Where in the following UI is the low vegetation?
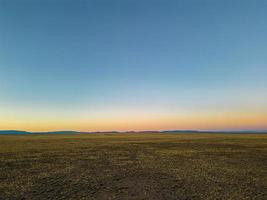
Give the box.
[0,133,266,199]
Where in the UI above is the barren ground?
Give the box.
[0,133,266,200]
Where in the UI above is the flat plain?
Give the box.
[0,133,266,200]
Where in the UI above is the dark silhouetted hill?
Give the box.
[0,130,31,135]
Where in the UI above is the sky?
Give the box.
[0,0,267,132]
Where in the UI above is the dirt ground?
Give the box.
[0,133,266,200]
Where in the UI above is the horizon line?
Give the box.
[1,129,267,133]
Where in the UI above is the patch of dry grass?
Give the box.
[0,133,266,199]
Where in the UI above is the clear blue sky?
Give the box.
[0,0,266,131]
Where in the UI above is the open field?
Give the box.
[0,133,266,200]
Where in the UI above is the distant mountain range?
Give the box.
[0,130,90,135]
[0,130,267,135]
[0,130,31,135]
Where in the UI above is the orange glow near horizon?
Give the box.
[1,110,266,132]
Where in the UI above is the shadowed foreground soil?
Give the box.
[0,133,266,200]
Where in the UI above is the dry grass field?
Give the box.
[0,133,266,200]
